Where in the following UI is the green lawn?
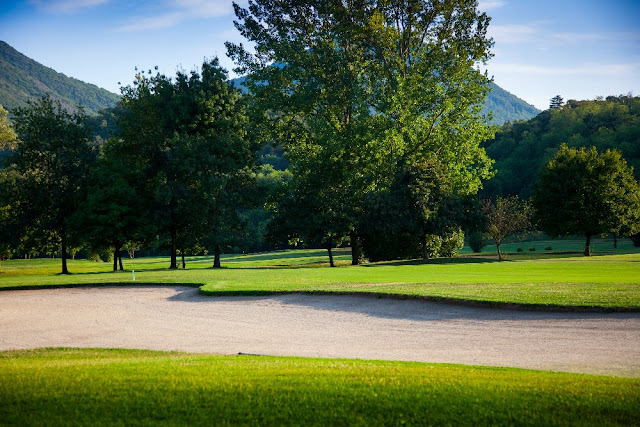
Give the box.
[1,348,638,425]
[1,245,639,310]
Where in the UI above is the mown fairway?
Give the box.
[1,348,638,426]
[1,243,639,309]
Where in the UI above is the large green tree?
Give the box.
[228,0,495,263]
[533,144,640,256]
[4,95,95,273]
[69,138,151,271]
[117,59,255,269]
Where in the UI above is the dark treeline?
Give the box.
[1,1,639,273]
[482,95,640,199]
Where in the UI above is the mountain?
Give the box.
[482,82,540,125]
[231,76,540,126]
[0,41,120,116]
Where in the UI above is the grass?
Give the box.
[1,348,638,425]
[1,243,639,310]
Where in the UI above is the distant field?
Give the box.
[1,348,638,425]
[1,238,639,310]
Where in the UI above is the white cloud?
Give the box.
[478,0,506,11]
[115,0,238,32]
[29,0,108,14]
[489,24,539,44]
[489,62,639,76]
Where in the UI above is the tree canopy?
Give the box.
[533,144,640,256]
[2,95,96,273]
[483,95,640,199]
[228,0,495,263]
[117,59,257,269]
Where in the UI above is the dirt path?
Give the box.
[1,286,639,377]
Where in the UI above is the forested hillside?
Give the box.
[0,41,120,115]
[482,95,640,198]
[481,83,540,125]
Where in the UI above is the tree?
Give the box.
[483,196,532,259]
[533,144,640,256]
[0,105,16,150]
[117,59,256,269]
[228,0,495,263]
[550,95,564,109]
[69,139,151,271]
[5,95,95,273]
[482,95,640,199]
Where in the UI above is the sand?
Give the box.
[1,286,639,377]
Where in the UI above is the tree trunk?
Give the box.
[181,248,186,269]
[422,232,428,261]
[60,224,69,275]
[118,253,123,271]
[350,231,361,265]
[584,234,592,256]
[113,250,117,271]
[327,242,335,268]
[169,224,178,269]
[496,241,502,260]
[213,245,221,268]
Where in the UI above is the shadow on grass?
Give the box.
[362,257,503,267]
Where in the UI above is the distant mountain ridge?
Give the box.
[0,40,539,125]
[231,75,540,126]
[0,41,120,116]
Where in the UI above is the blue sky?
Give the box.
[0,0,638,110]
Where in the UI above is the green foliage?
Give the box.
[468,230,486,253]
[117,59,256,268]
[484,196,533,259]
[0,41,120,115]
[229,0,495,265]
[0,105,16,150]
[483,95,640,198]
[2,95,96,273]
[534,144,640,256]
[69,139,151,271]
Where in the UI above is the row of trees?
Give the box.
[1,0,496,272]
[483,95,640,198]
[1,58,258,273]
[480,144,640,258]
[1,1,638,273]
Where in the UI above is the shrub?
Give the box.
[545,246,553,251]
[467,231,486,253]
[529,246,536,251]
[517,247,523,252]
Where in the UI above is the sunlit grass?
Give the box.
[1,243,639,309]
[1,348,638,425]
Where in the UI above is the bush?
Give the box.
[517,247,523,252]
[361,229,464,262]
[87,248,113,263]
[529,246,536,251]
[438,229,465,258]
[545,246,553,251]
[467,231,486,253]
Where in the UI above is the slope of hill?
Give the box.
[0,41,120,116]
[482,82,540,125]
[481,95,640,198]
[231,76,539,126]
